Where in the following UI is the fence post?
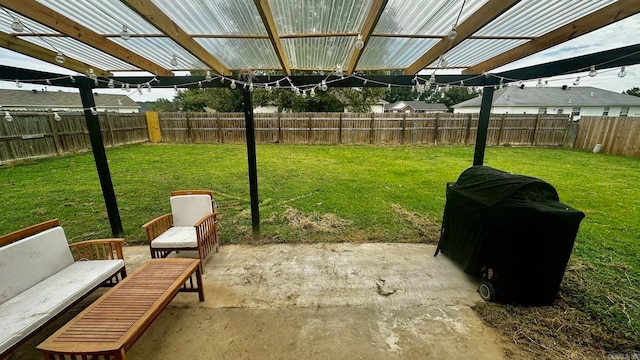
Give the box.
[277,113,282,143]
[497,113,506,146]
[532,114,540,146]
[401,113,406,145]
[145,112,161,143]
[104,111,116,147]
[434,112,439,145]
[370,113,375,144]
[215,114,222,143]
[47,112,64,155]
[308,114,312,144]
[185,113,193,143]
[339,113,343,144]
[465,113,472,145]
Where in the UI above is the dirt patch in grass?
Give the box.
[472,260,639,360]
[390,204,441,243]
[283,207,352,232]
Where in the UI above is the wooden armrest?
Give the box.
[194,212,216,228]
[142,214,173,243]
[0,219,60,247]
[69,238,125,261]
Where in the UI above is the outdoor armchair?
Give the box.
[142,190,219,273]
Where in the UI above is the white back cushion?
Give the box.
[0,227,74,305]
[171,194,213,226]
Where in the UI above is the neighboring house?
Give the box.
[452,86,640,120]
[0,89,140,113]
[343,99,388,113]
[384,101,448,113]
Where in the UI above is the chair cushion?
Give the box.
[150,226,198,249]
[170,194,213,226]
[0,259,125,354]
[0,227,74,305]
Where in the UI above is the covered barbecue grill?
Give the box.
[435,166,585,305]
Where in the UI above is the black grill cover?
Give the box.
[437,166,585,304]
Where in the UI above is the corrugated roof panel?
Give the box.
[35,0,162,35]
[150,0,266,35]
[271,0,372,35]
[196,38,280,70]
[281,37,353,70]
[110,38,207,70]
[440,39,528,68]
[476,0,617,36]
[358,37,440,69]
[375,0,489,35]
[19,36,139,71]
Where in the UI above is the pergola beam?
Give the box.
[346,0,388,75]
[0,0,172,76]
[404,0,521,75]
[464,0,640,74]
[0,32,112,77]
[120,0,230,76]
[254,0,291,75]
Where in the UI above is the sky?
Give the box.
[0,13,639,103]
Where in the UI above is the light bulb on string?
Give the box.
[107,79,115,88]
[46,79,52,85]
[536,79,543,88]
[618,66,626,78]
[55,51,65,64]
[588,65,597,77]
[544,80,549,88]
[302,90,307,98]
[147,83,152,92]
[170,54,178,67]
[4,111,13,122]
[69,75,75,83]
[137,84,142,95]
[573,76,580,86]
[230,80,236,89]
[53,112,61,121]
[198,81,203,89]
[249,83,254,92]
[310,88,316,97]
[15,80,22,88]
[498,77,504,89]
[387,84,391,92]
[120,25,131,40]
[11,16,24,32]
[321,80,328,91]
[276,80,281,88]
[335,64,344,78]
[87,68,97,80]
[447,25,457,40]
[220,76,225,83]
[174,85,178,93]
[354,34,364,49]
[439,55,448,68]
[90,107,98,115]
[205,70,212,82]
[125,83,130,91]
[467,87,473,95]
[428,74,435,84]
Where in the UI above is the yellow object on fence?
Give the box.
[146,111,161,143]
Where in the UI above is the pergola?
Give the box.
[1,0,639,237]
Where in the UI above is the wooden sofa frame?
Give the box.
[0,219,127,359]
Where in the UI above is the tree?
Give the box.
[624,87,640,97]
[151,98,180,112]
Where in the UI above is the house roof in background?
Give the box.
[452,86,640,108]
[385,101,448,111]
[0,89,139,109]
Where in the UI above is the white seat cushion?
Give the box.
[170,195,213,226]
[0,259,124,354]
[150,226,197,249]
[0,227,74,305]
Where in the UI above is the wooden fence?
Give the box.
[157,112,572,147]
[574,116,640,157]
[0,112,148,163]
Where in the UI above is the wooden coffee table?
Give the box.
[37,258,204,360]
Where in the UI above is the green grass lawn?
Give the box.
[1,143,639,355]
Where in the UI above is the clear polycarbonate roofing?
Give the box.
[0,0,636,76]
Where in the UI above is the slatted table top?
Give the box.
[37,258,203,357]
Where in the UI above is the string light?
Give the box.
[249,83,254,92]
[11,16,24,32]
[335,64,344,77]
[120,25,131,40]
[90,107,98,115]
[146,83,151,92]
[536,79,543,88]
[205,70,212,82]
[354,34,364,49]
[439,55,448,68]
[4,111,13,122]
[87,68,97,81]
[310,88,316,97]
[108,79,115,88]
[302,89,307,98]
[170,54,178,67]
[588,65,597,77]
[55,51,65,64]
[15,80,22,88]
[618,66,626,78]
[573,76,580,86]
[198,81,202,89]
[321,80,328,91]
[53,112,61,121]
[69,75,75,83]
[137,84,142,95]
[174,85,178,93]
[230,80,236,89]
[447,25,457,40]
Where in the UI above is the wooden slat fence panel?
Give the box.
[575,116,640,157]
[0,112,147,163]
